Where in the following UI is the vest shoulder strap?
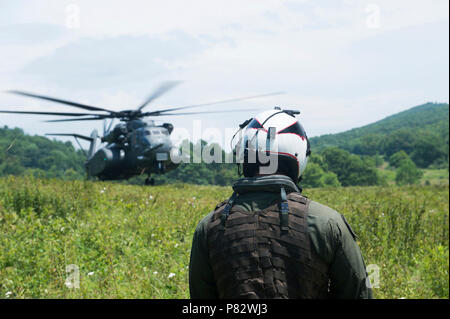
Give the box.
[287,192,309,205]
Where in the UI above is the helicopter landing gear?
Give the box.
[158,161,165,174]
[145,176,155,186]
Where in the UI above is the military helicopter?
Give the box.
[0,82,280,185]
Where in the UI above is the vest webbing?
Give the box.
[206,192,329,299]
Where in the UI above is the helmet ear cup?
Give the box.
[242,142,258,177]
[306,137,311,157]
[243,162,258,177]
[277,155,299,183]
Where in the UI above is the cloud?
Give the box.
[0,23,68,45]
[21,31,207,89]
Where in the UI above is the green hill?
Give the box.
[310,102,449,168]
[0,126,86,179]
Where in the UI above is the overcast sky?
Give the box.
[0,0,448,150]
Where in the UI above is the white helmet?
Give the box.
[234,108,310,183]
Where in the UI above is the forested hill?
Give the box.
[310,102,449,168]
[0,126,86,179]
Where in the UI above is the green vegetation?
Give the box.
[300,149,384,188]
[395,159,423,186]
[0,176,448,299]
[421,168,449,185]
[310,103,449,169]
[0,126,86,180]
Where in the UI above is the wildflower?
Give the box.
[5,291,12,297]
[168,273,176,279]
[88,272,94,276]
[153,271,158,275]
[174,243,179,248]
[149,195,154,200]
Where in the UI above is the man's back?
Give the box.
[189,175,373,299]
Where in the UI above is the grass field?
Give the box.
[377,166,449,186]
[0,176,448,299]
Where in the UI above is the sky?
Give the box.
[0,0,448,151]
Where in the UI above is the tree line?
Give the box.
[1,115,447,188]
[310,103,449,170]
[0,126,86,180]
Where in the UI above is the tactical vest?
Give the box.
[206,177,329,299]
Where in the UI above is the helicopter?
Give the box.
[0,82,281,185]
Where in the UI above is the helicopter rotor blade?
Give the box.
[46,133,94,142]
[7,90,116,113]
[136,81,182,111]
[0,110,105,117]
[145,91,284,115]
[44,116,109,122]
[147,108,264,116]
[106,118,115,133]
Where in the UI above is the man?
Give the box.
[189,108,373,299]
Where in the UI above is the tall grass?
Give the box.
[304,185,449,298]
[0,176,448,299]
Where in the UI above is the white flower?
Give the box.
[5,291,12,297]
[174,243,179,248]
[60,227,65,232]
[153,271,158,275]
[168,273,176,278]
[149,195,153,200]
[88,271,94,276]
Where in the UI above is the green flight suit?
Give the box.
[189,175,373,299]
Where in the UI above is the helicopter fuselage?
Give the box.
[86,119,179,180]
